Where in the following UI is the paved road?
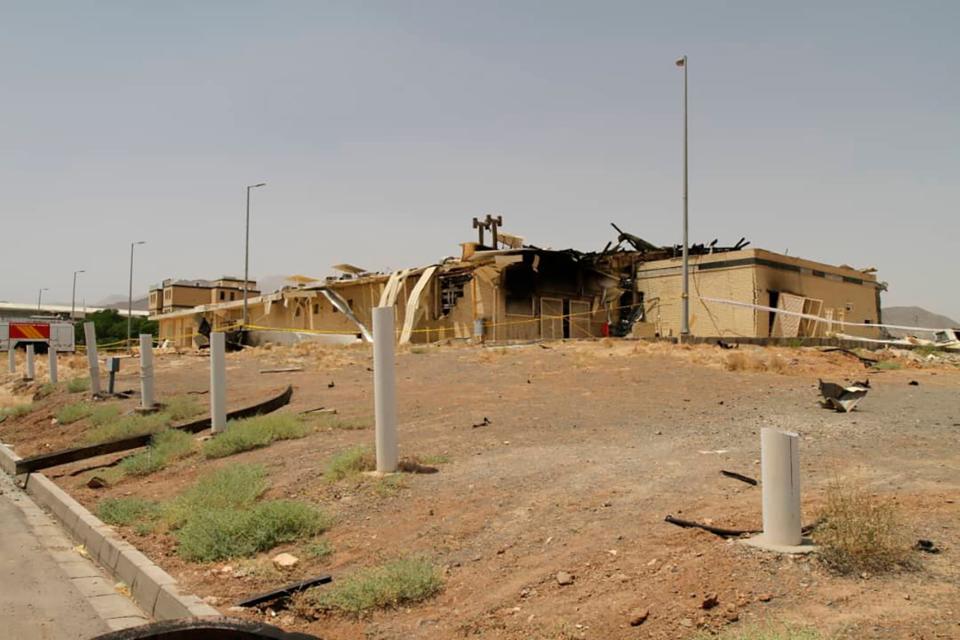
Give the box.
[0,472,119,640]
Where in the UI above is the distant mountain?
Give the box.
[883,306,959,337]
[95,294,150,311]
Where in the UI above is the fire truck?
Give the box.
[0,319,76,353]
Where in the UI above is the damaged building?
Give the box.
[151,219,883,347]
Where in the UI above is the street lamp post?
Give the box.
[71,270,85,320]
[676,55,690,339]
[128,241,146,350]
[37,288,49,312]
[243,182,267,327]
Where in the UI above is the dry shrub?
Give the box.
[813,479,915,575]
[722,350,789,374]
[766,353,789,373]
[723,351,751,371]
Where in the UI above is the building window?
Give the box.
[295,307,301,317]
[230,292,235,301]
[219,291,225,300]
[313,303,319,314]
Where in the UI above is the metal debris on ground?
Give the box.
[818,378,870,412]
[720,470,758,486]
[914,539,940,554]
[663,515,757,538]
[397,459,439,474]
[299,407,337,415]
[472,417,491,428]
[236,575,333,608]
[259,367,304,374]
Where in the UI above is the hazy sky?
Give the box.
[2,2,958,317]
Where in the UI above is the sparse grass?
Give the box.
[914,344,941,357]
[166,465,329,561]
[373,475,407,497]
[94,464,327,563]
[312,413,371,431]
[872,360,903,370]
[325,446,376,482]
[409,346,429,355]
[1,403,34,420]
[97,497,163,526]
[66,377,90,393]
[202,413,311,459]
[89,404,121,426]
[418,454,450,465]
[813,479,915,575]
[163,395,204,421]
[118,429,195,477]
[56,402,93,425]
[84,412,171,444]
[166,464,269,528]
[35,383,58,399]
[696,624,821,640]
[174,499,330,562]
[295,556,442,617]
[304,539,334,561]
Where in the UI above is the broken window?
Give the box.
[503,264,535,316]
[439,273,471,316]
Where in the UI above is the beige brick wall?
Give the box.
[636,249,881,338]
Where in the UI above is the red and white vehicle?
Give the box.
[0,319,76,352]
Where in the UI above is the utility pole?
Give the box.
[128,241,145,351]
[71,270,85,320]
[676,55,690,339]
[243,182,267,327]
[37,288,48,312]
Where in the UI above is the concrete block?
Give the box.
[87,594,142,621]
[114,547,154,588]
[154,584,219,619]
[153,584,191,620]
[71,576,117,598]
[58,560,103,579]
[0,444,21,475]
[131,564,177,617]
[96,538,122,572]
[107,616,149,632]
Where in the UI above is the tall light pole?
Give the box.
[676,55,690,339]
[128,241,146,350]
[243,182,266,327]
[37,288,49,312]
[71,269,85,320]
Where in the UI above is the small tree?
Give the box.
[75,309,157,345]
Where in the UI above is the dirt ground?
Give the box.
[1,340,958,640]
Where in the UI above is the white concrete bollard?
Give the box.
[84,322,102,395]
[210,332,226,433]
[8,341,16,374]
[25,344,35,380]
[48,346,58,384]
[139,334,154,411]
[372,306,398,473]
[760,428,802,546]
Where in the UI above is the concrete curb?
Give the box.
[0,443,219,620]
